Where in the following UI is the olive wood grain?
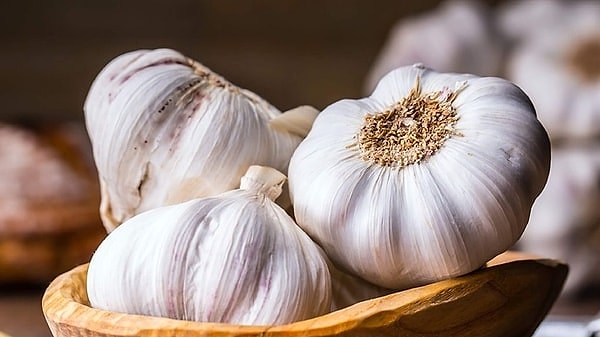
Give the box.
[42,251,567,337]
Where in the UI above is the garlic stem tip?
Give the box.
[240,165,287,201]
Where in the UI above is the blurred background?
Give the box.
[0,0,507,124]
[1,0,599,336]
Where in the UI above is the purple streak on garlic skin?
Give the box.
[87,166,332,325]
[85,49,309,231]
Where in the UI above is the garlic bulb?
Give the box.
[364,0,502,94]
[289,64,551,290]
[501,0,600,141]
[84,48,317,231]
[87,165,332,325]
[496,0,567,44]
[517,144,600,298]
[328,260,393,311]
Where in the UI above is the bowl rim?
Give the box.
[42,251,568,337]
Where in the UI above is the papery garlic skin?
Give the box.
[289,64,550,290]
[501,0,600,141]
[517,145,600,297]
[87,166,332,325]
[364,0,502,94]
[84,48,317,231]
[328,259,394,311]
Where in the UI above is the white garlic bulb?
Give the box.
[496,0,567,44]
[517,144,600,298]
[84,48,317,231]
[501,0,600,141]
[328,260,394,311]
[87,165,332,325]
[364,0,503,94]
[289,64,551,290]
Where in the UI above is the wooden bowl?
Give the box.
[42,251,567,337]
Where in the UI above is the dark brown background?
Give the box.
[3,1,596,337]
[0,0,508,124]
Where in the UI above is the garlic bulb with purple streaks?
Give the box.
[87,165,331,325]
[84,48,317,231]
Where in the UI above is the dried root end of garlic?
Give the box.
[565,34,600,84]
[353,76,466,168]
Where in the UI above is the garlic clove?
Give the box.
[87,165,332,325]
[269,105,320,138]
[84,48,315,231]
